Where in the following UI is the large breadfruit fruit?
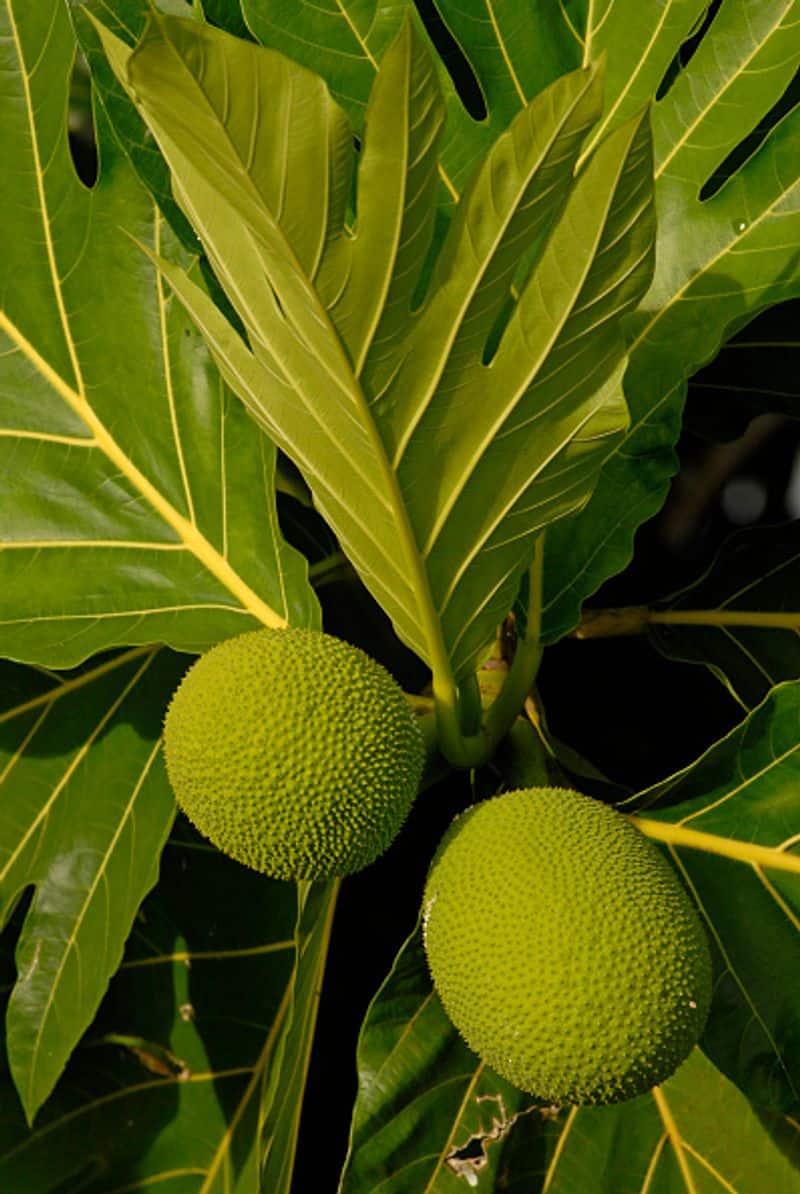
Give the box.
[163,628,425,880]
[423,787,712,1105]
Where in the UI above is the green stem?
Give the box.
[434,686,490,768]
[308,551,350,586]
[435,536,547,769]
[263,878,341,1189]
[574,606,800,639]
[484,535,545,744]
[650,609,800,630]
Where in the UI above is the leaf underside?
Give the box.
[98,11,655,694]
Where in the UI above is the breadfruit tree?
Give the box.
[1,0,799,1190]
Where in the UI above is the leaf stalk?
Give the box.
[434,537,546,768]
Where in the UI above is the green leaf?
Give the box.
[383,101,652,680]
[71,0,202,253]
[97,13,654,716]
[84,5,800,671]
[648,522,800,709]
[0,648,184,1121]
[341,923,555,1193]
[261,879,339,1190]
[1,0,317,669]
[429,0,581,121]
[241,0,411,127]
[241,0,581,204]
[630,680,800,1112]
[543,0,800,639]
[0,825,298,1188]
[567,0,711,158]
[543,1047,800,1193]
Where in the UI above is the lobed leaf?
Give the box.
[96,12,654,701]
[0,649,183,1121]
[384,101,653,678]
[75,5,800,656]
[543,0,800,638]
[1,0,317,670]
[630,680,800,1113]
[71,0,201,252]
[0,826,298,1188]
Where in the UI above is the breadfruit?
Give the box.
[163,628,425,880]
[422,787,712,1105]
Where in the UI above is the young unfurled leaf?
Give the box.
[95,12,655,706]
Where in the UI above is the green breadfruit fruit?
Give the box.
[423,787,712,1105]
[163,628,425,880]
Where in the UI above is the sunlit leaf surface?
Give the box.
[632,680,800,1113]
[74,2,800,651]
[1,0,317,670]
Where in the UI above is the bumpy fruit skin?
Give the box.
[423,787,712,1105]
[163,628,425,880]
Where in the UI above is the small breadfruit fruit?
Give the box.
[422,787,712,1105]
[163,628,425,881]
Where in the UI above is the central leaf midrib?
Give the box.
[6,8,287,632]
[0,311,286,629]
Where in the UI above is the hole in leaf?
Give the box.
[699,68,800,200]
[413,0,487,120]
[68,49,98,188]
[655,0,721,102]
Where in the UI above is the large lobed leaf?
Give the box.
[542,0,800,637]
[1,0,317,671]
[78,2,800,649]
[94,12,655,705]
[0,0,321,1138]
[0,649,182,1122]
[632,680,800,1114]
[0,824,298,1189]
